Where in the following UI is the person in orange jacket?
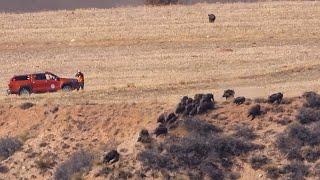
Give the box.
[75,70,84,90]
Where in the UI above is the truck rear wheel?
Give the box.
[62,85,72,92]
[19,88,30,96]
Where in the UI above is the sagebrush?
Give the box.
[0,137,22,160]
[54,150,93,180]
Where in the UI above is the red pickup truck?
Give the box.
[7,72,80,96]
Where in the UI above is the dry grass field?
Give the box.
[0,1,320,179]
[0,1,320,104]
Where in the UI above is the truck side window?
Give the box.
[14,75,28,81]
[35,74,46,80]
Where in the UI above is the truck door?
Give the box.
[45,73,60,92]
[33,73,48,93]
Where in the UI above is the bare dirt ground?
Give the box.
[0,1,320,179]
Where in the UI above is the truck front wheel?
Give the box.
[19,88,30,96]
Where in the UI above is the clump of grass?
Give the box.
[277,118,292,126]
[54,150,93,180]
[0,137,23,160]
[303,92,320,108]
[296,107,320,124]
[180,119,222,136]
[300,146,320,162]
[314,162,320,175]
[249,155,270,170]
[0,165,8,173]
[275,122,320,161]
[199,162,224,179]
[138,148,173,170]
[282,161,309,180]
[233,125,256,140]
[264,162,309,179]
[265,165,282,179]
[35,152,57,173]
[275,123,308,160]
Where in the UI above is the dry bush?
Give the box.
[314,163,320,176]
[35,152,57,173]
[296,107,320,124]
[308,122,320,145]
[269,106,285,114]
[265,165,282,179]
[275,123,308,160]
[137,149,173,169]
[233,125,256,140]
[199,162,224,179]
[287,123,312,143]
[276,135,303,160]
[282,161,309,180]
[303,92,320,108]
[275,122,320,161]
[0,137,22,160]
[180,119,222,136]
[264,162,309,179]
[145,0,178,5]
[54,150,93,180]
[301,146,320,163]
[138,119,261,179]
[277,118,292,126]
[249,155,270,170]
[0,165,8,174]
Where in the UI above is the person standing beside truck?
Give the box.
[75,70,84,90]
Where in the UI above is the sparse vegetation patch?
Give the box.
[138,118,262,179]
[54,150,93,180]
[0,137,22,160]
